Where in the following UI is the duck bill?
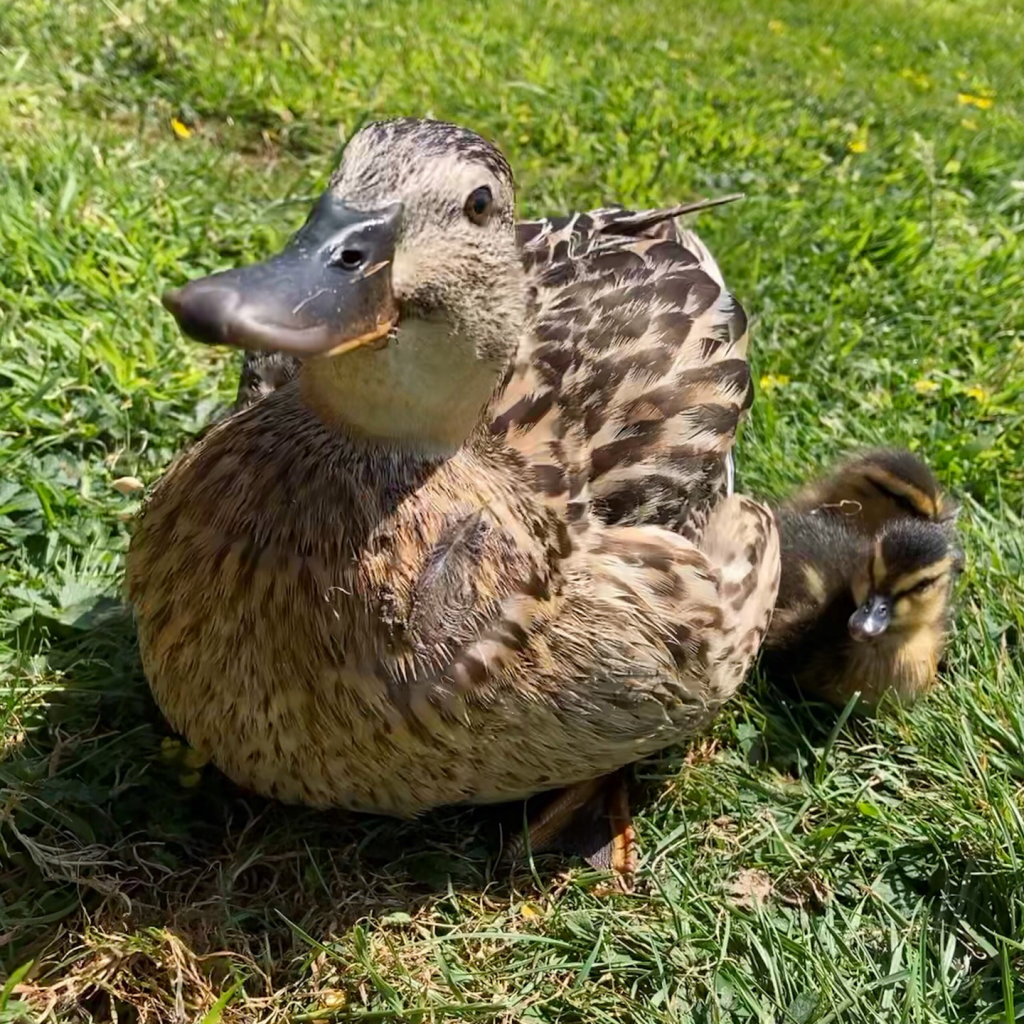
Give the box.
[848,595,891,642]
[161,194,402,358]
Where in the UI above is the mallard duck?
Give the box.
[127,118,780,888]
[764,449,962,708]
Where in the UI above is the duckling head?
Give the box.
[848,518,962,643]
[845,447,955,523]
[163,118,524,453]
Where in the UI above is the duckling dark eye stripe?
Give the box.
[891,556,954,595]
[862,468,936,519]
[894,575,940,596]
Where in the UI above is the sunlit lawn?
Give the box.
[1,0,1023,1020]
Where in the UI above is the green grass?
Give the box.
[2,0,1024,1019]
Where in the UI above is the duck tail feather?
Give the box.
[600,194,744,239]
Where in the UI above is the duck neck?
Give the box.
[299,318,504,458]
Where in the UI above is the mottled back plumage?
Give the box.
[493,203,750,542]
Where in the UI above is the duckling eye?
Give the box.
[903,577,938,597]
[464,185,493,226]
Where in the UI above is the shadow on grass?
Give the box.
[1,602,559,987]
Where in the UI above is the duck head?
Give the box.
[163,118,523,453]
[848,518,962,643]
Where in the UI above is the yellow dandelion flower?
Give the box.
[768,19,786,34]
[160,737,182,760]
[957,93,994,110]
[913,379,939,394]
[961,118,979,131]
[899,68,931,89]
[759,373,791,391]
[170,117,193,139]
[181,746,210,769]
[848,138,868,154]
[964,385,988,402]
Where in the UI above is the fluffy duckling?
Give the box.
[234,350,299,408]
[785,446,952,535]
[764,449,962,708]
[128,118,780,889]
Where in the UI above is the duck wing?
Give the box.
[491,201,751,542]
[514,194,743,249]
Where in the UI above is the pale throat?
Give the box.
[298,318,503,456]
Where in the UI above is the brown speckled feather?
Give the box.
[131,181,775,815]
[129,396,777,814]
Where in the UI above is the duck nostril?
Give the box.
[335,248,366,271]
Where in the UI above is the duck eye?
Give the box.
[330,247,366,271]
[464,185,493,226]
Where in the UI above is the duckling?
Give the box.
[235,350,299,408]
[764,450,962,708]
[127,118,779,889]
[785,446,953,535]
